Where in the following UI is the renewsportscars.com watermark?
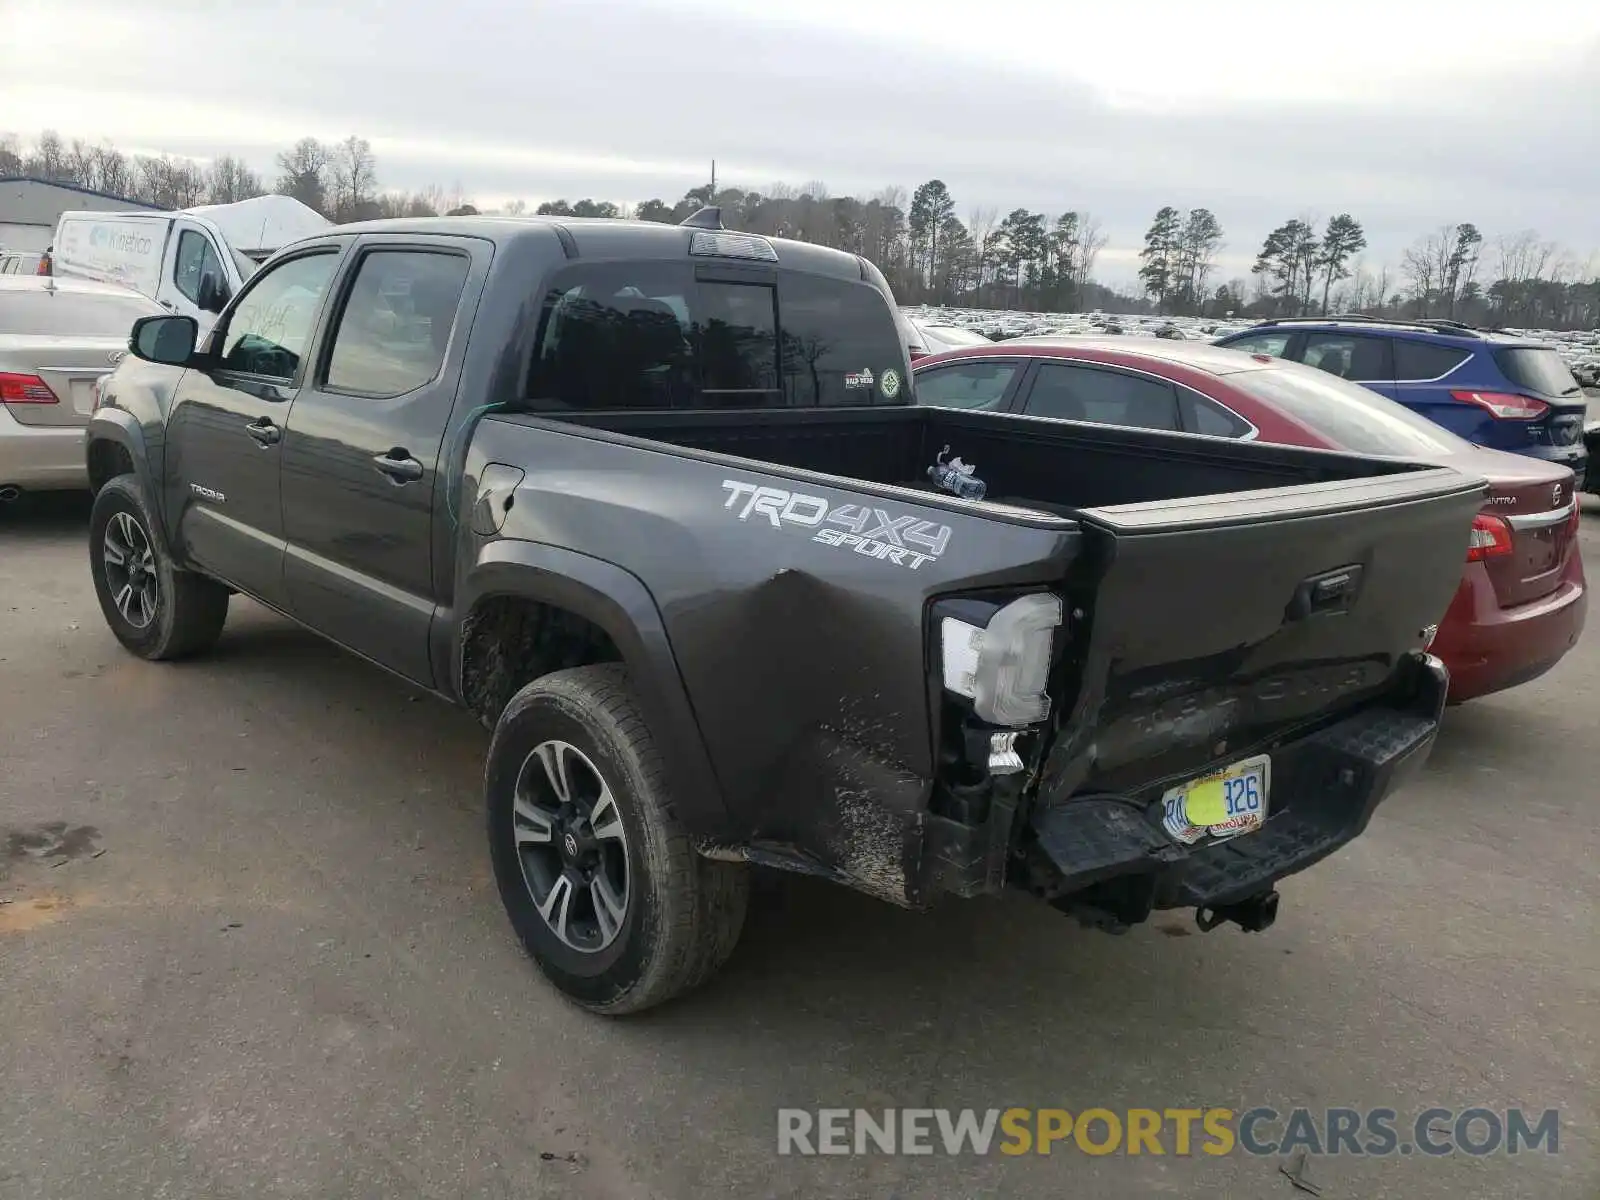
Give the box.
[777,1107,1561,1158]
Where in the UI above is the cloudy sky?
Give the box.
[6,0,1598,285]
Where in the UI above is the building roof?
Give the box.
[0,176,163,209]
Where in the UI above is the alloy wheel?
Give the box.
[102,511,159,630]
[511,739,631,953]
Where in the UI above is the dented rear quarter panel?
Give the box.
[459,415,1081,895]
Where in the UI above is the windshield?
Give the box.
[0,289,162,338]
[1493,347,1581,397]
[1230,363,1473,457]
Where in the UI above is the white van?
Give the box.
[51,195,332,334]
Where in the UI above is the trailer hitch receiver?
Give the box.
[1195,889,1280,933]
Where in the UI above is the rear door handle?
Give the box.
[245,417,280,446]
[373,449,424,483]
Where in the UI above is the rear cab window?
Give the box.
[524,262,905,410]
[1493,347,1582,398]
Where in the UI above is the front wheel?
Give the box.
[486,664,748,1014]
[89,474,229,660]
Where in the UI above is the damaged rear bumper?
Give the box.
[1019,652,1449,924]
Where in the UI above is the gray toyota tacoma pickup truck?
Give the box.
[86,212,1483,1013]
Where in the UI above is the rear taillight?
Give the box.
[1450,390,1549,420]
[0,372,57,403]
[1466,513,1514,562]
[35,254,51,276]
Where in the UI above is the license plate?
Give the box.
[1160,754,1271,845]
[69,380,96,415]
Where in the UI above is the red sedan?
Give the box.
[914,338,1586,702]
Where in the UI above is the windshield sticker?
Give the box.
[844,368,875,390]
[880,368,901,399]
[721,479,951,571]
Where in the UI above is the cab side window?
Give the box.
[174,230,224,306]
[324,251,470,396]
[218,252,339,380]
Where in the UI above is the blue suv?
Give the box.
[1214,316,1589,477]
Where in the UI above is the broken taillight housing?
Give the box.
[939,593,1062,726]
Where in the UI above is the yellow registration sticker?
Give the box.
[1160,754,1272,845]
[1183,777,1229,826]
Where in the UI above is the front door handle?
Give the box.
[245,417,280,446]
[373,449,424,483]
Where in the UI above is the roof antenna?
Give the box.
[680,206,724,231]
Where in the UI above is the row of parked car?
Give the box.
[907,311,1592,704]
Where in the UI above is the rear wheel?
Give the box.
[486,664,748,1014]
[89,474,229,660]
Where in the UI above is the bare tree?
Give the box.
[1074,214,1108,296]
[275,137,331,215]
[1402,229,1448,315]
[330,135,377,222]
[967,205,998,302]
[205,155,264,204]
[1494,230,1553,286]
[0,133,21,175]
[25,130,70,180]
[129,155,205,208]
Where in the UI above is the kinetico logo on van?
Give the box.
[88,225,154,256]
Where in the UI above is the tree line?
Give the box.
[1147,206,1597,330]
[5,129,1596,329]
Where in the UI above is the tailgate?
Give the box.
[1060,466,1486,792]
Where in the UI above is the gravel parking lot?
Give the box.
[2,493,1597,1200]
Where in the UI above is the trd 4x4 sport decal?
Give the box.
[720,479,952,571]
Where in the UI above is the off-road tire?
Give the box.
[90,474,229,660]
[486,663,748,1014]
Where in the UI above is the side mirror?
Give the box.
[130,315,200,366]
[197,271,228,314]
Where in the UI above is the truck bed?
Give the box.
[559,404,1430,517]
[483,402,1483,800]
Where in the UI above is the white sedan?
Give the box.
[1,277,163,499]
